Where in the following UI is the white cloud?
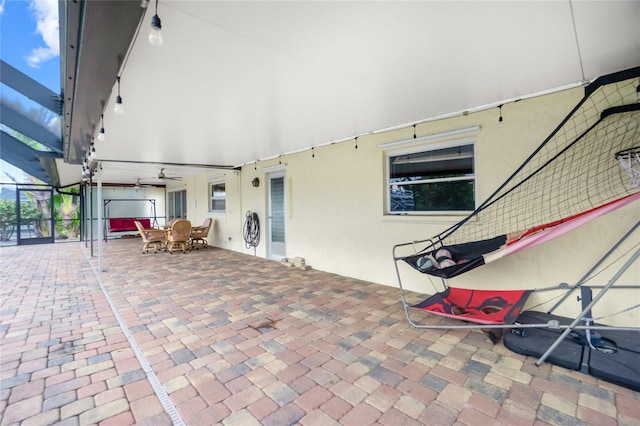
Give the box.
[0,0,6,15]
[25,0,59,68]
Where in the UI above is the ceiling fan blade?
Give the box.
[158,168,182,180]
[135,178,156,188]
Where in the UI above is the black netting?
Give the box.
[434,67,640,249]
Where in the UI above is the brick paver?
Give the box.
[1,240,639,425]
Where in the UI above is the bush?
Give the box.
[0,199,42,241]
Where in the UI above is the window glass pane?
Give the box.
[168,192,175,219]
[211,183,225,197]
[179,191,187,218]
[211,199,226,211]
[390,180,475,212]
[388,143,475,213]
[210,183,226,212]
[176,195,182,218]
[390,145,474,180]
[270,177,285,243]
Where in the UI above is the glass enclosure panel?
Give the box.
[0,184,18,245]
[1,184,79,245]
[54,187,80,241]
[17,187,54,244]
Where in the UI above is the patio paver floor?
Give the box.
[1,239,639,425]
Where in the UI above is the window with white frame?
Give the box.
[387,141,475,214]
[209,182,226,212]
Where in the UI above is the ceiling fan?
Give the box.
[133,178,154,190]
[158,168,182,181]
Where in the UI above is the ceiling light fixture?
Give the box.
[149,0,163,47]
[97,114,106,141]
[498,104,504,126]
[114,76,124,115]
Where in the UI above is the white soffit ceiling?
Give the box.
[83,1,639,186]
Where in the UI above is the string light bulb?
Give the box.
[97,114,106,141]
[114,76,124,115]
[149,0,163,47]
[498,104,504,127]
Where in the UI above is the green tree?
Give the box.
[0,199,42,241]
[0,199,17,241]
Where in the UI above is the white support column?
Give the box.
[96,165,103,272]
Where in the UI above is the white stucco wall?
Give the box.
[174,86,639,326]
[85,185,166,238]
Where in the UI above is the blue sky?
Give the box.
[1,0,60,92]
[1,0,60,183]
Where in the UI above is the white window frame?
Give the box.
[385,138,477,215]
[209,181,226,213]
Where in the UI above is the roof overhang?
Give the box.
[60,0,144,166]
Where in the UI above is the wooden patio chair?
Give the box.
[190,218,213,249]
[166,219,192,254]
[134,220,166,253]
